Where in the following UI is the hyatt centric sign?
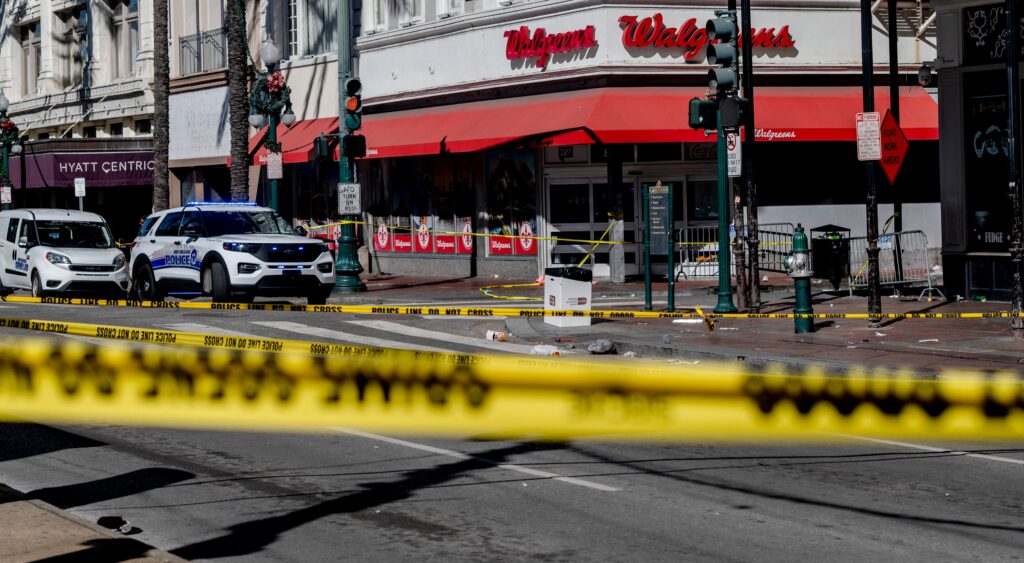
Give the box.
[11,152,155,189]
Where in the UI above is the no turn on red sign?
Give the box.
[879,110,909,185]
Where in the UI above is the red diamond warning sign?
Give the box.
[880,109,909,185]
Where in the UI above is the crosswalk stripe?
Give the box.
[158,323,257,337]
[252,321,452,353]
[345,319,539,355]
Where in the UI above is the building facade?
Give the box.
[932,0,1020,300]
[0,0,155,242]
[340,0,941,278]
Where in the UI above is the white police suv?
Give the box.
[129,203,335,304]
[0,209,128,297]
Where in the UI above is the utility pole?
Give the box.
[861,0,882,325]
[335,0,367,292]
[1006,0,1024,338]
[740,0,760,311]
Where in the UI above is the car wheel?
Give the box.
[134,262,163,302]
[307,287,332,305]
[209,261,231,303]
[31,272,47,299]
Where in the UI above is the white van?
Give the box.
[0,209,129,297]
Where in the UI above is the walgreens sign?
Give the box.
[619,13,795,60]
[504,25,598,68]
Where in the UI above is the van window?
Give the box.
[154,212,183,236]
[6,219,19,244]
[36,221,113,249]
[18,221,36,245]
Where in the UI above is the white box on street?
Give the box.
[544,267,592,328]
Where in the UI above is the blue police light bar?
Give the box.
[186,201,259,206]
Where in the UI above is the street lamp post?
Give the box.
[0,91,24,211]
[248,41,296,210]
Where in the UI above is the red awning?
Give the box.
[751,86,937,142]
[233,117,339,165]
[235,86,938,163]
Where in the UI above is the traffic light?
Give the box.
[719,96,746,130]
[706,11,738,93]
[343,77,362,132]
[342,133,367,159]
[688,97,717,130]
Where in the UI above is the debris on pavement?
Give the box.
[918,338,939,343]
[530,345,562,356]
[672,319,703,324]
[586,339,616,354]
[485,330,508,342]
[623,351,639,358]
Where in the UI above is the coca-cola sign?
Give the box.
[619,14,795,60]
[504,25,598,68]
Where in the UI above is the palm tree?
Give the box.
[152,0,169,212]
[226,0,250,202]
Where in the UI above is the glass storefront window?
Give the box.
[963,70,1012,252]
[485,148,537,238]
[550,184,589,224]
[688,180,718,222]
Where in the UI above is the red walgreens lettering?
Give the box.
[619,14,795,60]
[504,25,597,68]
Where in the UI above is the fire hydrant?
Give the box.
[785,224,814,333]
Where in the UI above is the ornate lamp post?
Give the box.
[248,40,296,211]
[0,91,24,211]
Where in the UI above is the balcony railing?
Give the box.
[179,28,227,76]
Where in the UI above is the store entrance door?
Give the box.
[545,179,640,276]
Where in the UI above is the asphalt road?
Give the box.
[0,299,1023,562]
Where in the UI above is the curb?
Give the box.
[0,483,187,563]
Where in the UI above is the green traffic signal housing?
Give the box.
[706,10,738,93]
[343,77,363,131]
[688,98,717,130]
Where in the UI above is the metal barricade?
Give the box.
[847,230,945,301]
[756,222,794,273]
[675,223,793,279]
[676,226,726,279]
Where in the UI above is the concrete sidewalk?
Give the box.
[332,273,1023,374]
[0,484,184,563]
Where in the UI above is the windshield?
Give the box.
[201,210,291,237]
[36,221,113,249]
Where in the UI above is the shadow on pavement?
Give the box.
[566,445,1024,534]
[172,442,558,560]
[29,537,163,563]
[0,423,105,463]
[28,467,196,509]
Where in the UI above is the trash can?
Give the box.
[809,224,851,290]
[544,267,593,328]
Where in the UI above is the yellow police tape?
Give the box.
[0,335,1022,441]
[0,295,1016,321]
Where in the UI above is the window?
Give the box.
[287,0,300,58]
[135,119,152,135]
[305,0,337,55]
[370,0,386,31]
[180,212,204,236]
[139,215,158,237]
[109,123,124,137]
[59,8,87,88]
[154,212,183,236]
[400,0,424,25]
[35,221,113,249]
[485,148,537,239]
[83,126,98,138]
[111,0,140,78]
[201,211,291,236]
[18,220,37,245]
[6,220,20,244]
[436,0,463,18]
[37,133,50,140]
[20,22,41,96]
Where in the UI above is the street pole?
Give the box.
[861,0,882,325]
[334,0,366,292]
[728,0,747,312]
[643,184,652,311]
[667,185,675,313]
[888,0,905,287]
[1006,0,1024,338]
[740,0,760,311]
[714,115,738,314]
[268,110,279,211]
